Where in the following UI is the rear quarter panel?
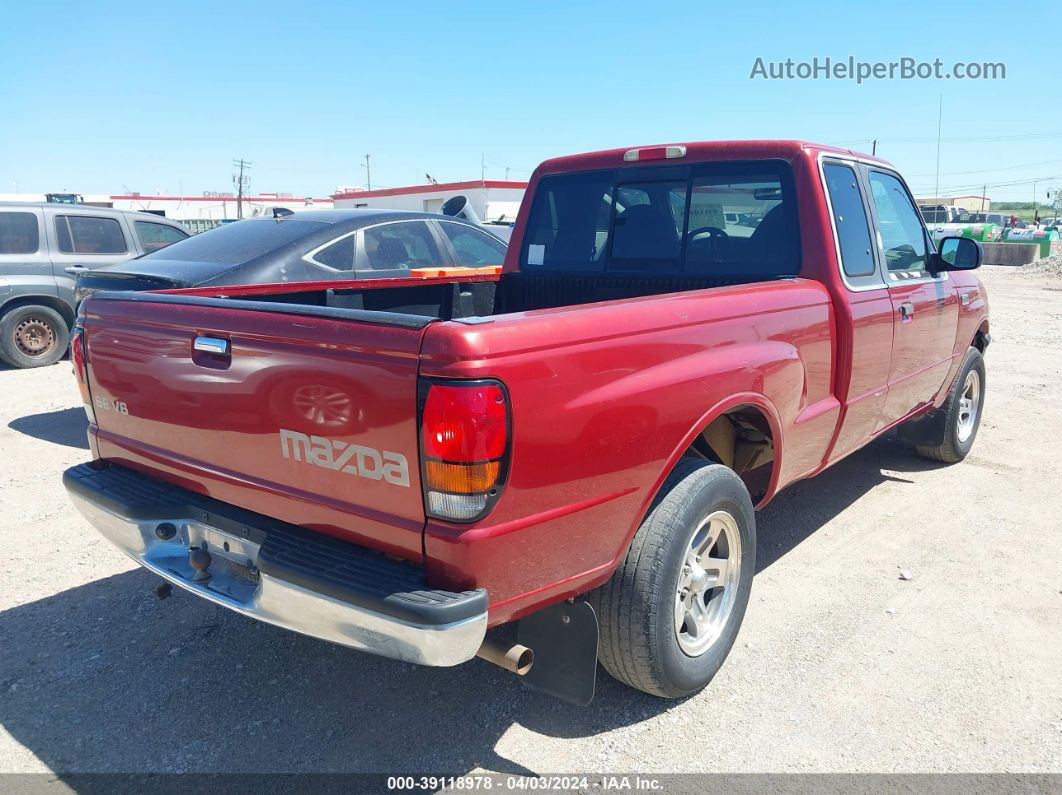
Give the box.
[419,280,837,624]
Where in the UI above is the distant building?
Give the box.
[107,194,334,221]
[0,192,334,223]
[915,195,991,212]
[332,180,527,222]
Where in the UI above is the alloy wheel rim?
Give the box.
[14,316,56,357]
[674,509,742,656]
[956,369,980,443]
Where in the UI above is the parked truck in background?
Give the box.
[64,141,989,704]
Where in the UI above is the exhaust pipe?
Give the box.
[476,637,534,675]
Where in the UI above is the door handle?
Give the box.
[898,301,915,320]
[193,336,230,355]
[64,266,88,275]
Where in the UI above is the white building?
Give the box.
[108,194,333,220]
[332,180,527,222]
[0,192,334,221]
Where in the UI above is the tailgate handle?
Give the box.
[193,336,230,355]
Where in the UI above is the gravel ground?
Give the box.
[0,265,1060,775]
[1021,251,1062,280]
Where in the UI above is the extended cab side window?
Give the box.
[0,212,40,254]
[822,163,876,278]
[56,215,128,255]
[868,172,928,273]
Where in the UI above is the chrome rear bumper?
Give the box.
[64,464,487,667]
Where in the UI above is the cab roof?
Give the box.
[534,140,892,176]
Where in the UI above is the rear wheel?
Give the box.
[587,460,756,698]
[0,305,70,369]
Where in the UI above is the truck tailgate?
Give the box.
[81,294,430,560]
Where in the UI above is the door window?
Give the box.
[56,216,128,254]
[134,221,188,253]
[868,172,928,273]
[822,163,877,278]
[439,222,507,267]
[0,212,40,254]
[358,222,441,270]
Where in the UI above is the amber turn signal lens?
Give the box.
[425,460,500,494]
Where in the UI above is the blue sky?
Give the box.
[2,0,1060,203]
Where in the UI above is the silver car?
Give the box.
[0,203,188,368]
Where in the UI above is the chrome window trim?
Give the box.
[864,167,949,290]
[817,151,949,292]
[303,219,444,272]
[435,218,509,254]
[817,152,886,293]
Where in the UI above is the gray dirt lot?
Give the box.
[0,265,1060,775]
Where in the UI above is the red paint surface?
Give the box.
[80,140,988,627]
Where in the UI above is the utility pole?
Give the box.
[505,166,510,180]
[981,185,986,213]
[232,158,251,220]
[362,154,372,191]
[872,139,877,156]
[934,95,943,204]
[481,153,486,182]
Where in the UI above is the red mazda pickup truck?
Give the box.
[64,141,989,704]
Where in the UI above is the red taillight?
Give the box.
[420,381,509,522]
[422,383,507,461]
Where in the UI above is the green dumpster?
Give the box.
[1001,227,1060,258]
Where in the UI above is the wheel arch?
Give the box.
[644,393,784,522]
[0,294,76,329]
[973,318,990,352]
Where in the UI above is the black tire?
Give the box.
[587,459,756,698]
[0,304,70,369]
[913,347,986,464]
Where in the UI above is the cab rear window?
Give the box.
[521,160,800,278]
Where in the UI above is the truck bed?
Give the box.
[79,268,835,623]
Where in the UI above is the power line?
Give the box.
[232,159,251,220]
[910,173,1062,195]
[907,157,1062,178]
[827,131,1062,147]
[482,156,533,179]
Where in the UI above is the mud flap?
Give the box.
[896,407,947,447]
[517,600,598,706]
